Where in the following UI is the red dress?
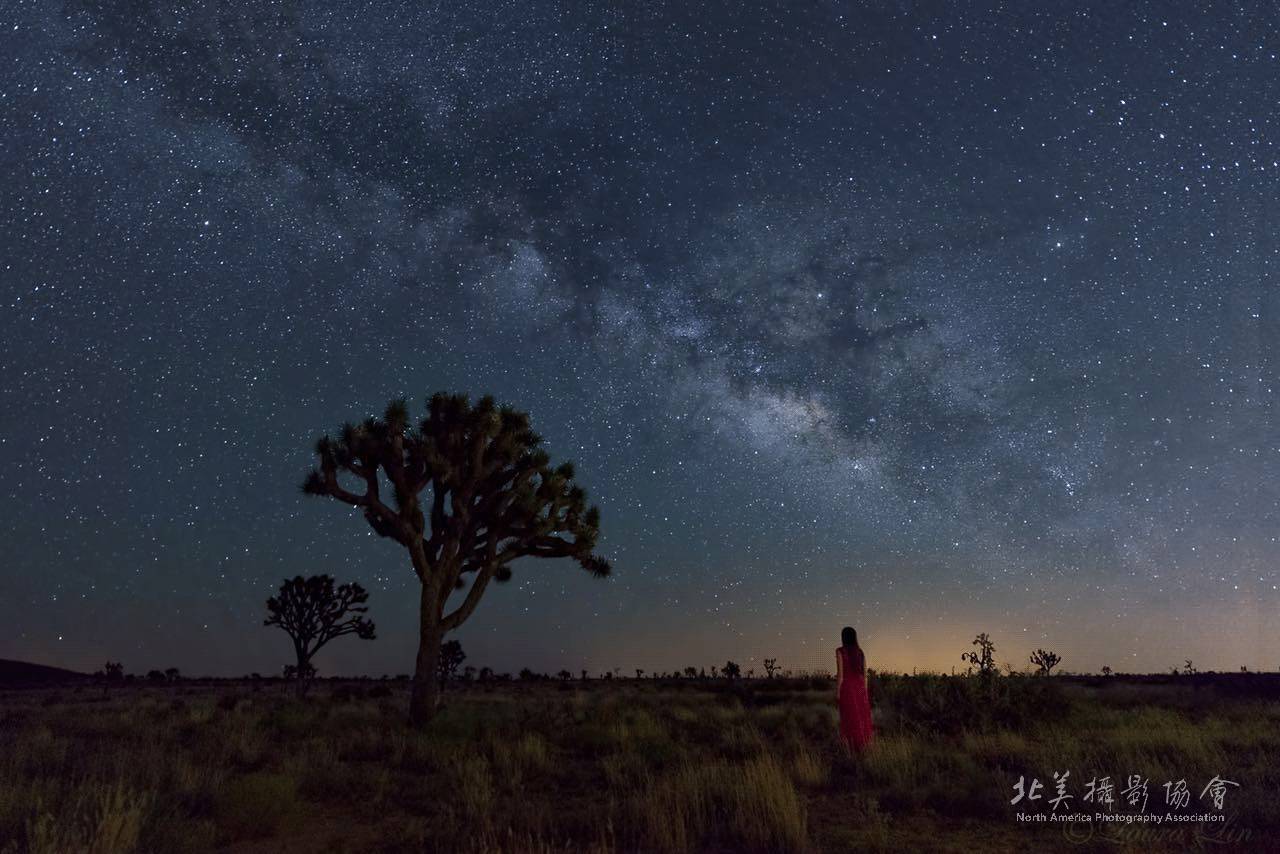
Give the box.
[838,646,874,751]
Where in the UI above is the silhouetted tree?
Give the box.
[164,667,180,681]
[763,658,779,678]
[147,669,166,682]
[962,633,997,676]
[557,669,572,681]
[1183,659,1197,675]
[283,662,316,682]
[103,661,124,681]
[710,665,719,679]
[463,665,477,681]
[683,666,698,679]
[722,661,741,680]
[580,669,588,681]
[1029,649,1061,675]
[437,639,466,692]
[478,666,494,682]
[264,574,376,697]
[302,394,610,725]
[1101,665,1113,677]
[635,668,645,679]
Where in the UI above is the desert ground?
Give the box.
[2,672,1276,853]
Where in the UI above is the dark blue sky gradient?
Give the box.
[2,1,1277,676]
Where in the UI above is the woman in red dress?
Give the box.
[836,626,874,751]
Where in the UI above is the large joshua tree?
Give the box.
[302,393,610,724]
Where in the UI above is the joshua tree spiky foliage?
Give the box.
[722,661,741,680]
[1101,665,1113,677]
[1029,648,1061,675]
[264,574,376,697]
[302,394,610,724]
[437,639,466,691]
[962,633,997,676]
[763,658,779,678]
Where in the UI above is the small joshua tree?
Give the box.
[283,662,316,681]
[303,394,609,725]
[636,668,645,679]
[265,574,376,697]
[437,639,466,691]
[683,666,698,679]
[1101,665,1113,677]
[103,661,124,681]
[722,661,741,680]
[763,658,779,678]
[557,669,572,681]
[1183,659,1197,675]
[1029,649,1061,676]
[962,633,997,676]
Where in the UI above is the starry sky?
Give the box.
[3,1,1278,679]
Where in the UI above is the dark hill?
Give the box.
[0,659,90,685]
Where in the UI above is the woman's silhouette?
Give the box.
[836,626,874,751]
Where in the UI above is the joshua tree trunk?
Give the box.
[293,641,310,699]
[409,581,445,725]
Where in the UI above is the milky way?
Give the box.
[2,2,1277,677]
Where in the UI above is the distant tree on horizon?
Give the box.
[164,667,180,681]
[722,661,741,680]
[763,658,779,678]
[962,633,997,676]
[557,669,572,681]
[1101,665,1113,677]
[437,639,466,691]
[302,394,610,725]
[683,666,698,679]
[1029,649,1061,676]
[264,574,376,697]
[103,661,123,681]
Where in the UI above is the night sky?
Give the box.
[3,2,1277,679]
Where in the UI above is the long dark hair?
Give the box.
[841,626,858,650]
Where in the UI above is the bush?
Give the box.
[213,772,299,840]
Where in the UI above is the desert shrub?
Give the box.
[635,756,807,853]
[871,672,1071,736]
[213,772,299,840]
[451,755,494,823]
[22,783,153,854]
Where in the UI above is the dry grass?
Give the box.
[0,675,1275,852]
